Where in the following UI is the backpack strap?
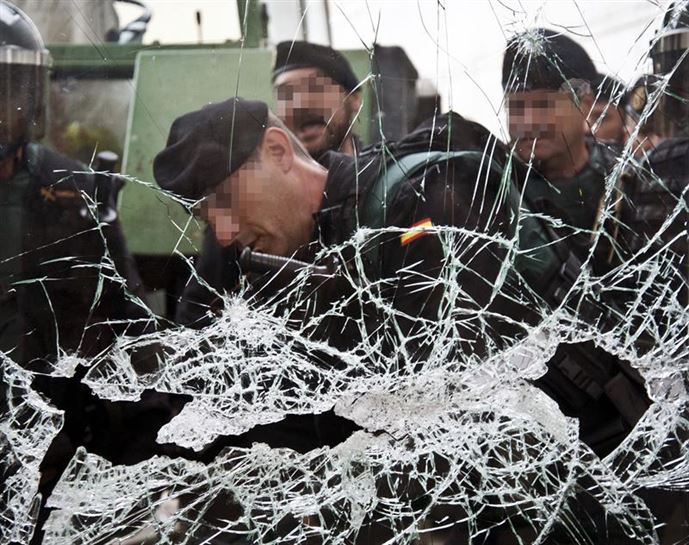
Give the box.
[362,150,494,228]
[361,150,492,272]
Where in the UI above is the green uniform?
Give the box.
[0,167,30,359]
[522,142,614,260]
[514,142,651,458]
[0,144,144,367]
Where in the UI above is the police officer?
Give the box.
[504,28,688,545]
[621,3,689,292]
[0,0,146,363]
[174,42,365,328]
[503,28,631,271]
[502,28,655,452]
[272,41,363,159]
[159,97,526,354]
[0,4,170,541]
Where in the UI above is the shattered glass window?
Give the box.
[2,1,688,544]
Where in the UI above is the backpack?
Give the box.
[359,112,651,456]
[360,112,574,308]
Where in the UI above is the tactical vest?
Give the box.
[520,141,630,274]
[625,138,689,291]
[0,143,135,366]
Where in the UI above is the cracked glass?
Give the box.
[1,1,688,544]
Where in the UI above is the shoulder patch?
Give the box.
[39,186,82,202]
[400,218,434,246]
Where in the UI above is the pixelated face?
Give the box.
[194,176,241,247]
[507,89,586,163]
[274,67,357,157]
[587,100,625,143]
[193,154,314,256]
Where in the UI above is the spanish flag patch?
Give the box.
[400,218,434,246]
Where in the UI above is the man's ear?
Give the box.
[579,93,595,118]
[578,93,595,133]
[345,90,362,116]
[261,127,294,173]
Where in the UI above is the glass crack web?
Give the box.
[1,1,688,544]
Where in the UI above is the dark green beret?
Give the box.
[272,41,359,93]
[153,97,268,200]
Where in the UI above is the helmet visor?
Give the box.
[651,30,689,137]
[0,62,48,158]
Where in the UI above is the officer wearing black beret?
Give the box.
[154,97,269,202]
[157,97,319,326]
[165,45,364,325]
[502,28,620,253]
[157,96,526,363]
[272,41,362,158]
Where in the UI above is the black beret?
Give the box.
[272,41,359,93]
[502,28,598,93]
[153,97,268,201]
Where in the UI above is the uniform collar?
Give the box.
[312,150,381,245]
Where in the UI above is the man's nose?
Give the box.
[206,210,240,247]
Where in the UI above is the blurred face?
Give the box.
[507,89,587,164]
[274,67,359,157]
[587,100,626,143]
[193,155,315,256]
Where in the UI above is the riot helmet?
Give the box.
[650,1,689,137]
[0,0,51,160]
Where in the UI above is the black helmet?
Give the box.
[0,0,52,160]
[650,0,689,75]
[649,1,689,137]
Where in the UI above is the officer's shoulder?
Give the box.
[587,139,621,172]
[25,143,95,191]
[377,111,501,159]
[646,137,689,167]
